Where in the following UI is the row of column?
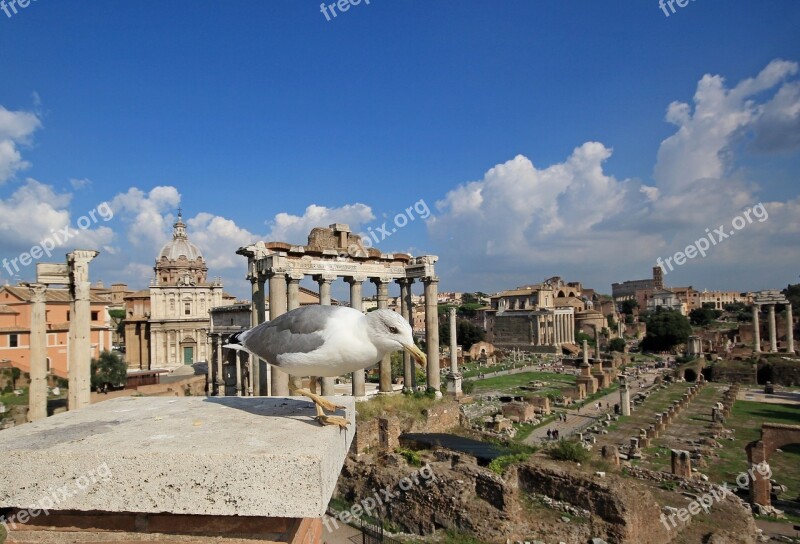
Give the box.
[533,312,575,346]
[27,250,98,422]
[553,312,574,345]
[247,271,439,398]
[753,303,794,354]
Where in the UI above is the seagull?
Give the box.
[225,305,427,429]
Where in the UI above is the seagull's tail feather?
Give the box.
[223,330,251,353]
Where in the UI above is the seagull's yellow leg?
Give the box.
[288,379,350,429]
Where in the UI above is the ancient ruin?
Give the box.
[236,224,439,397]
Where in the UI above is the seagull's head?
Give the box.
[366,309,427,367]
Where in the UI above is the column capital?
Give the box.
[423,276,440,285]
[24,283,47,303]
[313,274,337,284]
[345,275,368,285]
[395,277,415,287]
[67,249,100,264]
[370,276,393,286]
[287,272,305,283]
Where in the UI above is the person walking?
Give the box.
[547,428,552,440]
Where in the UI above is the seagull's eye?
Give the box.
[388,326,399,334]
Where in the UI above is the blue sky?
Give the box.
[1,1,799,300]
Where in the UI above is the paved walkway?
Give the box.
[523,372,658,446]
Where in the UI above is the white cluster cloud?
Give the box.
[0,106,41,184]
[110,186,182,250]
[429,59,800,291]
[0,179,114,258]
[266,203,375,244]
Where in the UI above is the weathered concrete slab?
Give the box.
[0,396,355,518]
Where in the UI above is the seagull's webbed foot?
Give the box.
[289,381,350,429]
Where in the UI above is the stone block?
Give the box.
[0,396,355,518]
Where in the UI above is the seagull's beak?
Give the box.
[403,343,427,367]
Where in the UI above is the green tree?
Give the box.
[458,302,484,318]
[689,307,722,326]
[90,350,127,391]
[640,309,692,352]
[439,318,485,350]
[609,338,626,352]
[620,299,639,315]
[783,283,800,313]
[576,331,594,347]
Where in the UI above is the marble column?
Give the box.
[423,276,441,393]
[250,272,266,396]
[449,308,458,374]
[447,307,462,397]
[398,278,414,391]
[27,283,48,422]
[753,305,761,353]
[67,250,98,411]
[268,270,289,396]
[373,277,392,393]
[347,276,366,397]
[207,336,215,395]
[768,304,778,353]
[286,273,304,393]
[787,304,795,354]
[316,274,336,396]
[216,335,225,396]
[235,352,243,397]
[583,339,589,365]
[620,377,631,416]
[594,326,601,360]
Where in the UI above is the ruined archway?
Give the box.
[745,423,800,507]
[684,368,697,382]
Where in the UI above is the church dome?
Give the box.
[158,213,203,262]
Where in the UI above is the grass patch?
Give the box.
[470,371,576,394]
[0,389,29,406]
[395,447,423,467]
[488,452,531,475]
[703,399,800,497]
[355,392,438,423]
[547,439,590,463]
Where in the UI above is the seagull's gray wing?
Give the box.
[241,305,337,365]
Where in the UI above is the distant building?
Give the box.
[124,212,237,371]
[646,289,686,315]
[689,290,751,311]
[484,277,578,353]
[612,267,663,302]
[0,285,112,378]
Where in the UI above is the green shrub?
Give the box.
[462,380,475,394]
[488,452,530,475]
[547,439,590,463]
[395,447,423,467]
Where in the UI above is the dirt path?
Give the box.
[523,371,659,446]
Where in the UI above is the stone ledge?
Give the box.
[0,396,355,518]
